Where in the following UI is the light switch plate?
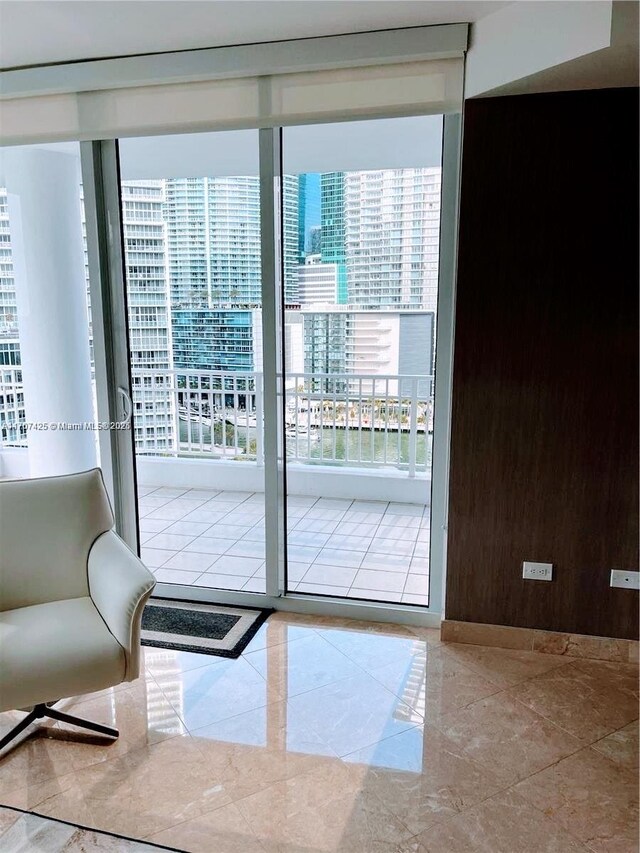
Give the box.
[522,561,553,581]
[610,570,640,590]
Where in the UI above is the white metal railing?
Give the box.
[132,368,433,476]
[0,367,433,476]
[285,372,433,476]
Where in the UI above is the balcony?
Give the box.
[137,485,429,605]
[0,368,432,605]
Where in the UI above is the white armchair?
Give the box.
[0,468,155,751]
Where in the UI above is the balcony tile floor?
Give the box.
[138,486,430,605]
[1,613,637,852]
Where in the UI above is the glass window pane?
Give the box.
[118,131,266,594]
[282,116,441,606]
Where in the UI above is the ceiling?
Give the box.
[0,0,509,70]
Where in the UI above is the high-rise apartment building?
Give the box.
[320,172,348,304]
[344,168,441,312]
[297,255,339,305]
[302,306,434,395]
[121,181,175,453]
[164,175,299,374]
[297,173,321,263]
[303,166,441,386]
[0,188,23,447]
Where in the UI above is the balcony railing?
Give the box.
[0,368,434,478]
[133,368,433,476]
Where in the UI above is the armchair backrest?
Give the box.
[0,468,115,612]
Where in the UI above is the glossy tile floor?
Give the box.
[0,806,165,851]
[1,614,637,852]
[138,486,430,605]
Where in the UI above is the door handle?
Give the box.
[117,386,133,426]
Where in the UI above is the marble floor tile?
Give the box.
[365,645,501,723]
[436,691,582,785]
[0,806,21,835]
[31,737,236,838]
[439,643,570,689]
[1,612,635,853]
[317,625,428,672]
[287,671,421,757]
[592,721,639,769]
[148,802,267,853]
[514,746,639,853]
[168,657,273,731]
[245,632,361,697]
[396,789,591,853]
[0,810,78,850]
[144,646,220,677]
[343,724,510,836]
[507,659,640,743]
[50,680,187,761]
[235,760,413,853]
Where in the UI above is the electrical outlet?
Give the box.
[522,561,553,581]
[610,570,640,590]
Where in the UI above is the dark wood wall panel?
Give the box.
[446,88,639,640]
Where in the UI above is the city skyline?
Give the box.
[1,165,441,451]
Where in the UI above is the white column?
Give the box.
[5,146,97,477]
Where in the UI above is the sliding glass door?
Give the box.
[89,112,456,623]
[117,131,267,595]
[280,117,442,606]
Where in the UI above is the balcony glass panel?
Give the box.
[281,117,442,606]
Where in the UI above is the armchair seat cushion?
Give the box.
[0,597,127,712]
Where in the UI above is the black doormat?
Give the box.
[141,599,273,659]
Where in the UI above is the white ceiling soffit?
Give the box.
[0,1,508,71]
[466,0,639,98]
[472,1,639,97]
[118,115,444,179]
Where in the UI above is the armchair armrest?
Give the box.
[88,529,155,681]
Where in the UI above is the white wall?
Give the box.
[466,1,613,98]
[136,456,430,504]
